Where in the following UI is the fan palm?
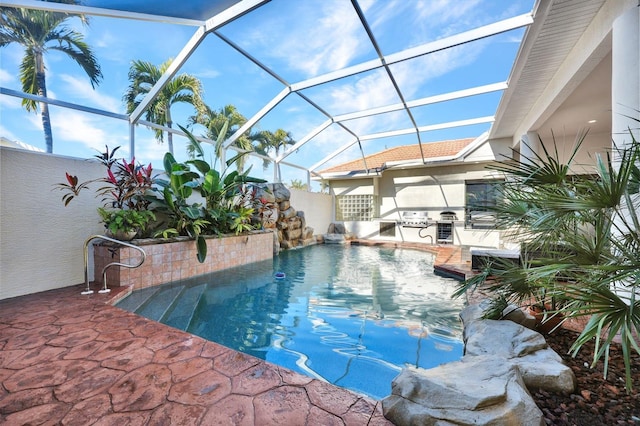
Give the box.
[124,59,203,155]
[455,129,640,392]
[0,5,102,153]
[189,104,253,171]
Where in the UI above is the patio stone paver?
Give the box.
[0,283,391,425]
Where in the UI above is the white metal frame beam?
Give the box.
[290,13,533,92]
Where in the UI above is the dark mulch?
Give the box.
[532,327,640,425]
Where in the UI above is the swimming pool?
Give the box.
[116,244,465,399]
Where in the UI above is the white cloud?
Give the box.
[0,124,21,142]
[0,94,24,109]
[49,109,123,152]
[57,74,122,112]
[242,1,367,78]
[194,69,221,79]
[0,68,16,86]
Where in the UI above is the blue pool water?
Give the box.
[116,244,465,399]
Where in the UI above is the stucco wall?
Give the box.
[331,162,503,247]
[289,188,333,236]
[1,147,104,300]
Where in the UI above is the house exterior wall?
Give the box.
[329,162,503,248]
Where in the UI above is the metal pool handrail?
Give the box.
[82,234,146,295]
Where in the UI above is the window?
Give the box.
[379,221,396,237]
[335,194,377,221]
[465,181,501,229]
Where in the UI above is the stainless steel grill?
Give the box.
[439,211,457,222]
[399,211,431,228]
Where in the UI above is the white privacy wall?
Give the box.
[0,148,104,300]
[289,188,333,236]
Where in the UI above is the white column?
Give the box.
[612,7,640,151]
[520,131,540,165]
[611,7,640,297]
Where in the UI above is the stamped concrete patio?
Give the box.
[0,283,392,425]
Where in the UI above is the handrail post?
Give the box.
[82,235,147,295]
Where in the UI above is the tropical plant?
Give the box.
[148,124,266,262]
[54,146,156,238]
[123,58,203,154]
[454,129,640,392]
[189,104,254,172]
[0,3,102,153]
[54,146,154,210]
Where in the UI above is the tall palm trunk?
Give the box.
[167,118,173,154]
[35,50,53,153]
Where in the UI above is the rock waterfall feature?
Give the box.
[252,183,315,251]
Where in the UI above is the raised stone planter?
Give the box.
[93,231,274,291]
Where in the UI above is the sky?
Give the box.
[0,0,535,188]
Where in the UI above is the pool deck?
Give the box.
[0,243,466,425]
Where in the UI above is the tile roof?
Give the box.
[319,138,475,174]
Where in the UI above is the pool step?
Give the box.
[116,286,161,313]
[136,285,185,321]
[161,283,207,330]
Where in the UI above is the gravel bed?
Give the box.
[533,328,640,425]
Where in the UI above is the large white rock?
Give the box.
[464,319,548,357]
[512,348,577,393]
[383,356,544,426]
[464,319,576,393]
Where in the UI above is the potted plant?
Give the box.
[97,207,155,241]
[54,146,156,240]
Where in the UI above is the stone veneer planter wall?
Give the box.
[93,231,274,291]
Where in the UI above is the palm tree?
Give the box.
[189,104,253,171]
[0,5,102,153]
[124,58,203,155]
[253,129,296,173]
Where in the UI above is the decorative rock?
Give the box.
[279,200,290,210]
[503,305,537,329]
[270,183,290,203]
[464,320,548,358]
[280,207,297,220]
[252,185,276,204]
[324,234,347,244]
[303,227,314,240]
[463,317,576,395]
[285,228,302,240]
[327,223,347,234]
[383,356,544,426]
[511,348,576,393]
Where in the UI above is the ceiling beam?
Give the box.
[277,119,333,162]
[359,116,495,141]
[333,82,508,122]
[223,87,291,149]
[309,138,360,172]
